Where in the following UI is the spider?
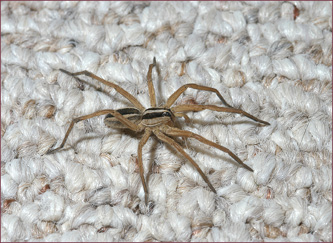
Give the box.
[47,58,270,204]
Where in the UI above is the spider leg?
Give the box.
[174,112,191,123]
[59,69,145,111]
[165,84,232,108]
[138,129,152,204]
[172,104,270,125]
[153,130,216,193]
[163,126,254,172]
[147,57,157,107]
[47,109,143,154]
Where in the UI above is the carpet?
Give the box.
[1,1,332,241]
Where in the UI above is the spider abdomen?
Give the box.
[104,108,141,128]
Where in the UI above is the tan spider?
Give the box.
[47,58,270,204]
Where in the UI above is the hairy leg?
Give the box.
[153,130,216,193]
[172,104,270,125]
[47,109,143,154]
[137,129,152,204]
[174,112,191,123]
[163,126,254,172]
[146,57,157,107]
[60,69,145,111]
[165,84,232,108]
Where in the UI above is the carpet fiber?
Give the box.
[1,1,332,241]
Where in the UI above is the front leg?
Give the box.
[60,69,145,111]
[165,84,233,108]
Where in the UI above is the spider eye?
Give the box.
[162,112,171,117]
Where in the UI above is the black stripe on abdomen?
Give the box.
[105,108,140,118]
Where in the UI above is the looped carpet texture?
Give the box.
[1,1,332,242]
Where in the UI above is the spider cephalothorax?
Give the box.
[47,58,270,204]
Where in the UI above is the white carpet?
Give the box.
[1,1,332,242]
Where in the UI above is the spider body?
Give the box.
[104,107,175,129]
[48,58,270,204]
